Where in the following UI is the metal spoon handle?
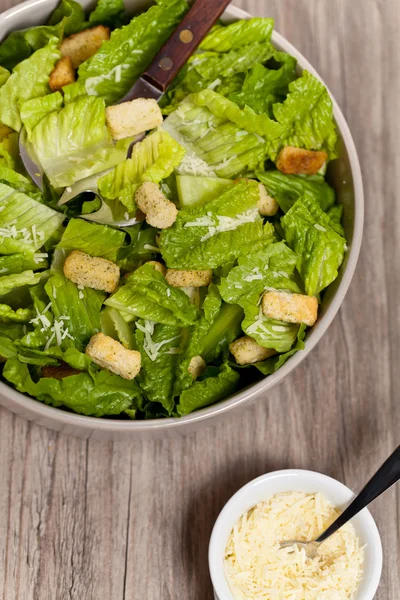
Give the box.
[317,445,400,543]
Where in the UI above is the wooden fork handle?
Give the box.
[142,0,231,92]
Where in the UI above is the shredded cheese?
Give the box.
[224,491,364,600]
[136,319,180,362]
[184,208,259,242]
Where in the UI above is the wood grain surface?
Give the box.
[0,1,399,598]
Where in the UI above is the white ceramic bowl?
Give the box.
[0,1,364,439]
[209,469,382,600]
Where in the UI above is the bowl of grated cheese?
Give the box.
[209,469,382,600]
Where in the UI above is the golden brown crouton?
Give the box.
[147,260,167,276]
[135,182,178,229]
[165,269,212,288]
[42,365,81,379]
[261,290,318,326]
[60,25,110,69]
[258,183,279,216]
[229,336,276,365]
[63,250,120,293]
[105,98,163,141]
[49,56,76,92]
[276,146,328,175]
[188,355,206,380]
[86,332,141,380]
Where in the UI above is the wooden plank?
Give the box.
[0,1,399,598]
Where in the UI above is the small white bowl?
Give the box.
[209,469,382,600]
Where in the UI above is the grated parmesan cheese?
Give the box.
[184,208,260,242]
[136,319,180,362]
[224,491,364,600]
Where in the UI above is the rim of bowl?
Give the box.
[0,2,364,434]
[209,469,382,600]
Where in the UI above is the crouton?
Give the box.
[86,332,141,380]
[60,25,110,69]
[188,355,206,380]
[229,336,276,365]
[63,250,120,293]
[276,146,328,175]
[261,290,318,326]
[49,56,75,92]
[165,269,212,288]
[42,365,81,380]
[147,260,167,276]
[258,183,279,216]
[135,182,178,229]
[106,98,163,141]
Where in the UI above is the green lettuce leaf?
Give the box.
[229,52,297,117]
[200,18,274,52]
[100,306,135,349]
[0,165,41,197]
[256,170,336,213]
[254,324,306,375]
[98,129,185,210]
[326,204,345,236]
[48,0,86,35]
[0,183,65,255]
[136,321,182,413]
[281,194,347,295]
[44,271,104,349]
[30,95,128,187]
[272,70,338,160]
[0,322,26,358]
[0,132,20,170]
[176,175,232,208]
[116,224,159,272]
[159,179,275,269]
[0,270,42,296]
[77,0,188,104]
[88,0,126,27]
[105,263,198,326]
[0,253,47,276]
[3,357,142,417]
[163,89,283,178]
[20,92,63,137]
[0,304,33,323]
[176,362,239,416]
[57,218,125,261]
[0,42,61,131]
[0,66,10,86]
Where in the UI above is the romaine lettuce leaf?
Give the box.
[98,129,185,210]
[0,304,33,323]
[256,170,336,213]
[15,345,92,370]
[116,224,159,272]
[272,70,338,160]
[254,324,306,375]
[3,357,142,417]
[48,0,86,35]
[105,263,198,326]
[0,322,26,358]
[159,179,276,269]
[57,218,125,261]
[176,362,239,416]
[0,42,61,131]
[0,253,47,276]
[281,194,347,295]
[326,204,345,236]
[20,92,63,137]
[0,165,41,197]
[77,0,188,104]
[229,52,297,117]
[0,66,10,86]
[100,306,134,348]
[88,0,126,27]
[30,95,128,187]
[0,132,20,170]
[176,175,232,208]
[0,270,42,296]
[136,321,182,413]
[0,183,65,255]
[200,18,274,52]
[163,90,283,178]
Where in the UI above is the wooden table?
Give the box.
[0,0,399,598]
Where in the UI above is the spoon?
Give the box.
[19,0,232,227]
[280,445,400,559]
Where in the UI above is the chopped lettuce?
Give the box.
[48,0,86,35]
[20,92,63,137]
[0,165,41,197]
[105,263,198,326]
[98,129,185,210]
[176,175,232,208]
[0,132,20,170]
[200,18,274,52]
[3,357,142,417]
[0,66,10,86]
[0,253,48,276]
[77,0,188,104]
[281,194,347,296]
[0,270,42,297]
[100,306,134,349]
[116,223,159,272]
[257,170,336,213]
[272,70,338,160]
[57,218,125,261]
[30,95,127,187]
[163,90,283,178]
[0,304,33,323]
[136,322,182,413]
[88,0,126,27]
[159,179,275,269]
[176,362,239,416]
[0,41,61,131]
[0,183,65,255]
[229,53,297,117]
[254,324,306,375]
